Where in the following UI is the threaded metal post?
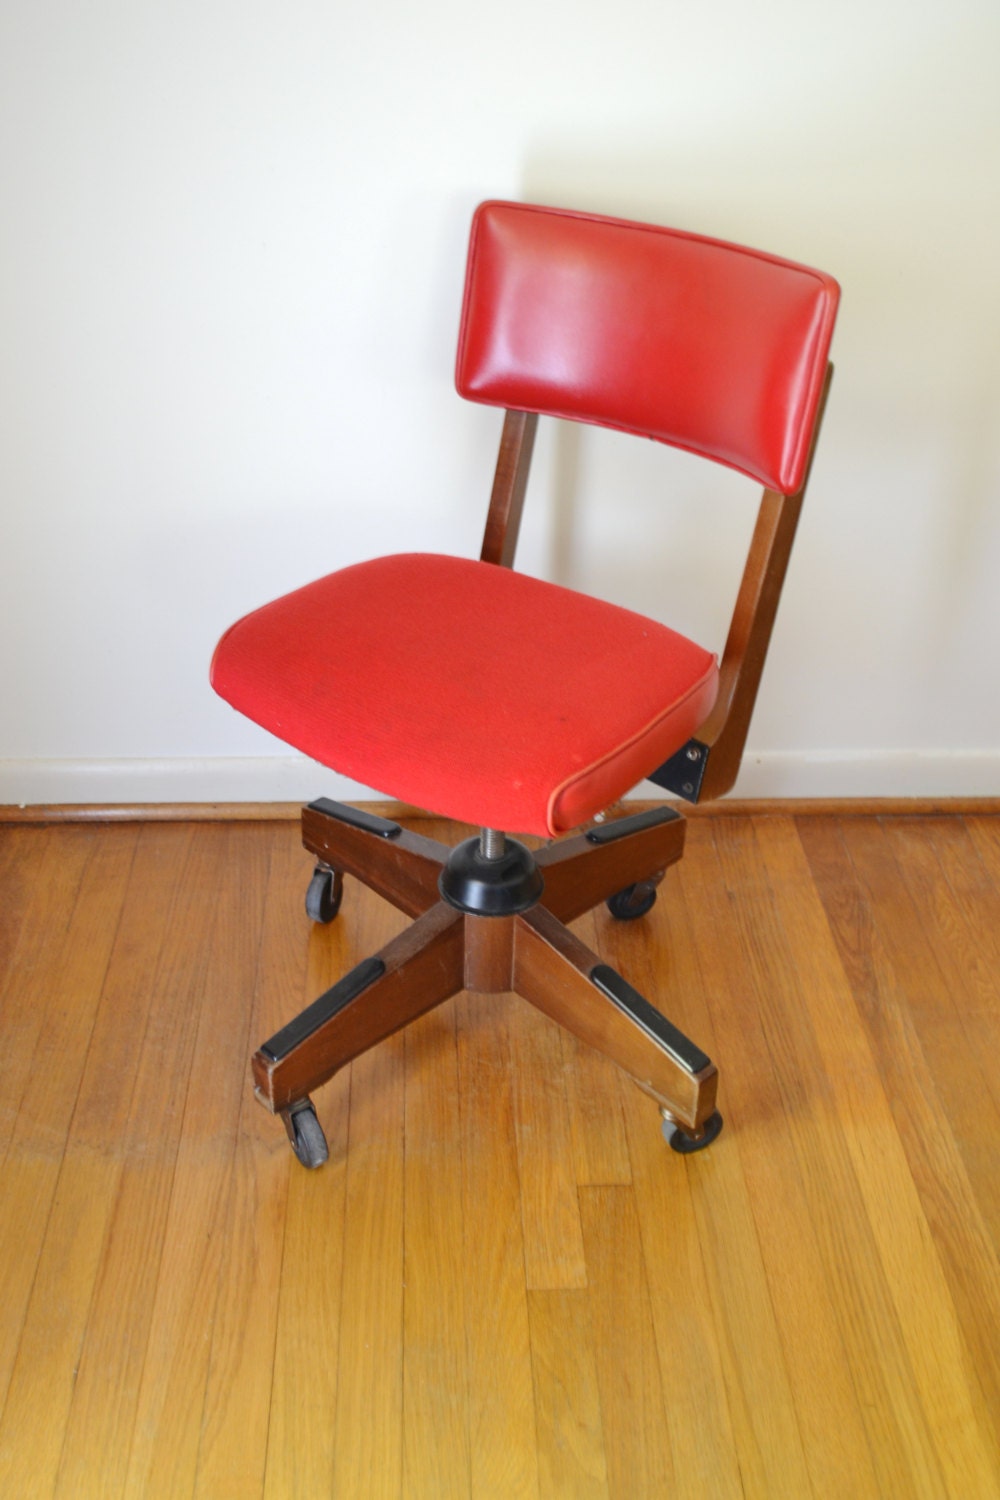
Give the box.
[479,827,506,861]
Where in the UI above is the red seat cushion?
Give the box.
[211,554,718,837]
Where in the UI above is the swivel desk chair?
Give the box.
[211,201,839,1168]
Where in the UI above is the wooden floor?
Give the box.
[1,810,999,1498]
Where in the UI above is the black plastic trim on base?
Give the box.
[590,963,712,1076]
[260,956,386,1062]
[438,836,544,916]
[585,804,682,844]
[307,797,402,839]
[646,739,709,802]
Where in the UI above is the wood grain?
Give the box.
[479,408,539,569]
[1,810,998,1497]
[262,833,351,1500]
[578,1185,674,1497]
[456,989,539,1498]
[403,999,471,1497]
[328,888,408,1500]
[121,824,272,1499]
[0,826,137,1496]
[507,990,589,1292]
[799,816,1000,1488]
[528,1288,608,1499]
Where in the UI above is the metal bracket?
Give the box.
[646,739,709,803]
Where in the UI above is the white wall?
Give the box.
[1,0,998,806]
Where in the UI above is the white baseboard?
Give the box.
[1,750,997,809]
[0,757,379,808]
[726,748,999,799]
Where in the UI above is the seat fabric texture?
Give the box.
[211,552,718,837]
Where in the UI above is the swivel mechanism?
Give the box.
[438,829,544,915]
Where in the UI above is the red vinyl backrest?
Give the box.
[455,201,840,496]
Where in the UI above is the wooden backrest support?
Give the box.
[457,201,839,804]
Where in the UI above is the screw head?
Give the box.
[686,745,701,761]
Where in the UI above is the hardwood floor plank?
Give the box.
[0,1158,122,1499]
[883,817,1000,1242]
[797,815,1000,1492]
[942,816,1000,997]
[48,825,241,1500]
[833,820,1000,1443]
[0,824,137,1491]
[262,1072,350,1500]
[717,815,950,1497]
[402,1000,472,1497]
[329,889,408,1500]
[579,1184,675,1499]
[617,1096,747,1500]
[457,991,540,1500]
[528,1288,609,1500]
[329,1032,406,1500]
[559,1025,632,1186]
[0,827,110,1165]
[965,813,1000,894]
[20,828,196,1494]
[559,911,633,1187]
[602,880,746,1500]
[644,823,822,1499]
[122,824,272,1499]
[508,993,588,1290]
[0,828,37,984]
[193,826,314,1500]
[262,843,354,1500]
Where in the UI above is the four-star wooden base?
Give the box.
[251,798,721,1166]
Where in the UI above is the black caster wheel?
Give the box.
[606,881,658,921]
[662,1110,723,1155]
[283,1100,329,1169]
[306,864,343,924]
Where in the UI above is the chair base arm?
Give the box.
[301,797,448,918]
[252,900,466,1113]
[535,804,686,923]
[512,904,718,1133]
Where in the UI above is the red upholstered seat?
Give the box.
[211,552,718,836]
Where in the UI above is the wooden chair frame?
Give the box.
[251,378,833,1165]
